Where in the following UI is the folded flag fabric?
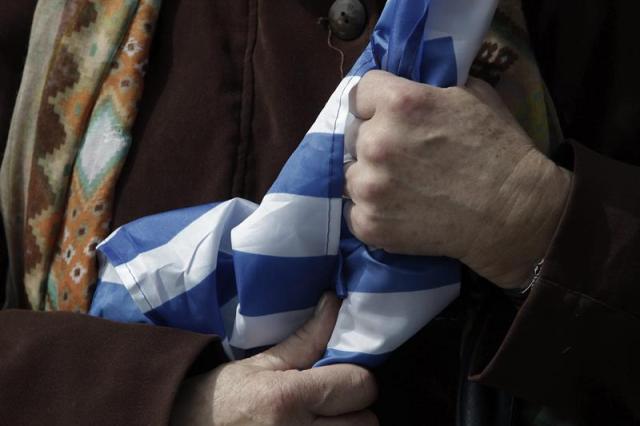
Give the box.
[90,0,497,367]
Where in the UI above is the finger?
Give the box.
[465,77,502,109]
[343,198,369,244]
[343,198,355,236]
[313,410,379,426]
[466,77,521,128]
[468,77,533,144]
[343,160,363,201]
[349,70,391,119]
[344,113,363,160]
[299,364,378,416]
[343,201,382,248]
[252,292,341,371]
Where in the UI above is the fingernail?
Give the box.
[314,292,330,317]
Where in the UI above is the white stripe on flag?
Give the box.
[231,193,342,257]
[308,75,361,135]
[98,258,122,285]
[113,198,257,311]
[326,283,461,355]
[229,306,315,349]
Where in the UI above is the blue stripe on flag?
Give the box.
[234,252,337,316]
[216,251,237,306]
[347,45,377,78]
[100,203,217,266]
[88,280,152,324]
[145,269,227,336]
[421,36,457,86]
[314,348,390,368]
[268,133,344,199]
[339,242,460,293]
[372,0,431,80]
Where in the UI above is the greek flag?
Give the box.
[90,0,497,367]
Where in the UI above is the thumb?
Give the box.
[466,77,527,138]
[250,292,341,371]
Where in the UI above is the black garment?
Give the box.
[523,0,640,164]
[462,2,640,424]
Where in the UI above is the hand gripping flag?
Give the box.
[90,0,498,367]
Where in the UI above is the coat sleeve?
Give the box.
[472,142,640,418]
[0,310,227,425]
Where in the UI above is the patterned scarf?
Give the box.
[0,0,160,311]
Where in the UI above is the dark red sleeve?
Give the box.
[472,142,640,418]
[0,310,227,425]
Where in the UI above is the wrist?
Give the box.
[170,370,218,426]
[463,149,572,289]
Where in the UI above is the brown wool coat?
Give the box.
[1,1,640,425]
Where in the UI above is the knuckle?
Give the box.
[292,325,324,360]
[387,84,424,113]
[359,133,392,164]
[351,209,385,247]
[362,69,384,84]
[292,324,311,345]
[470,76,493,92]
[443,85,464,97]
[358,174,391,202]
[445,85,474,104]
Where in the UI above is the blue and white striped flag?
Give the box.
[90,0,497,367]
